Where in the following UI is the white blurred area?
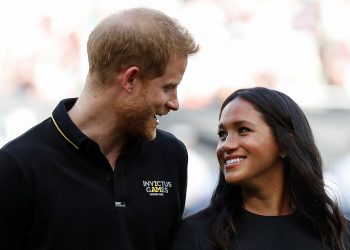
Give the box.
[1,0,350,216]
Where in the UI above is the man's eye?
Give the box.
[163,85,175,92]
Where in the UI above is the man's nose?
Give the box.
[167,93,179,111]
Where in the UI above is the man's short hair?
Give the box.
[87,7,199,84]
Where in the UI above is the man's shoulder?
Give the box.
[1,118,51,154]
[156,128,180,141]
[153,129,187,150]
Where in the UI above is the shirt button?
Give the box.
[106,174,112,181]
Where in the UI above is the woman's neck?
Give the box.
[241,183,294,216]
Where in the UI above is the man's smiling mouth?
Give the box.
[154,114,160,124]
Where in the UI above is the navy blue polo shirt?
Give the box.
[0,98,188,250]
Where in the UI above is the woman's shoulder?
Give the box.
[178,207,215,238]
[182,207,214,226]
[170,208,215,250]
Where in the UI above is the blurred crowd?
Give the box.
[1,0,350,216]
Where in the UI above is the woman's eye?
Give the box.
[239,127,250,133]
[218,131,227,140]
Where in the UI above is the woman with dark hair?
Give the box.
[170,87,350,250]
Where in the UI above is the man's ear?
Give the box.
[121,66,139,93]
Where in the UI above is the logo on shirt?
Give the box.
[115,201,127,208]
[142,180,172,196]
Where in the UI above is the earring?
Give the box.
[280,151,287,159]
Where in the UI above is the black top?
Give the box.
[170,208,349,250]
[0,98,188,250]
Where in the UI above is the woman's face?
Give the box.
[216,97,284,189]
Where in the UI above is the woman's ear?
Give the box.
[121,66,139,93]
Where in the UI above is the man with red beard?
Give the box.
[0,7,199,250]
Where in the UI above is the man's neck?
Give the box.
[68,88,127,170]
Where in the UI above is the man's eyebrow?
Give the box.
[164,82,179,86]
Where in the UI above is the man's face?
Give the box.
[120,56,188,140]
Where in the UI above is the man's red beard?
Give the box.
[117,89,157,140]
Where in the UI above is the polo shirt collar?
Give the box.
[51,98,142,152]
[51,98,90,150]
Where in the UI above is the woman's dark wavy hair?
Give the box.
[209,87,349,250]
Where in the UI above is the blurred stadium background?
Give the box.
[1,0,350,217]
